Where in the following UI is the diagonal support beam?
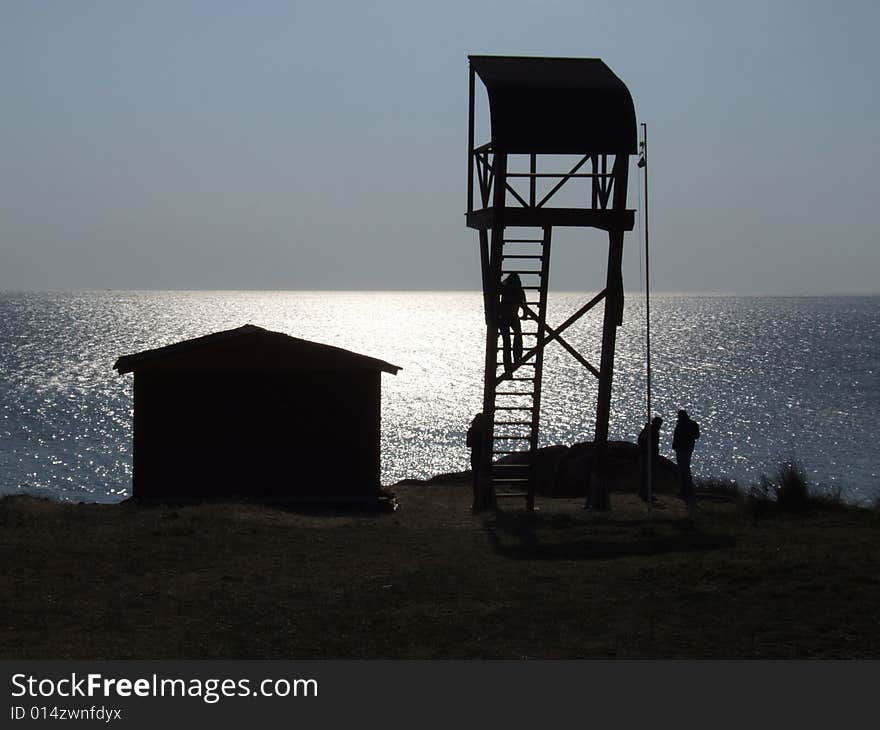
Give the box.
[549,289,607,337]
[493,290,607,385]
[537,154,590,208]
[476,153,494,208]
[529,313,600,378]
[523,305,600,379]
[505,180,530,208]
[517,289,606,365]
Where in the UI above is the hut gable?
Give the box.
[113,324,401,375]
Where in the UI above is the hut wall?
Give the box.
[132,370,380,500]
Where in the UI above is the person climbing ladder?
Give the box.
[498,273,525,376]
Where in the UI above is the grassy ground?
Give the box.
[1,477,878,659]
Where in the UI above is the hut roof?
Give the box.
[470,55,637,155]
[113,324,401,375]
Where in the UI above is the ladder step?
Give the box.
[502,270,542,275]
[502,254,544,259]
[494,492,529,499]
[495,376,536,386]
[495,342,537,352]
[493,450,531,455]
[493,334,538,340]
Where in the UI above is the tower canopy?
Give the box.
[470,55,637,155]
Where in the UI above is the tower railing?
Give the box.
[470,149,623,214]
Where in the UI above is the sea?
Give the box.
[0,291,877,505]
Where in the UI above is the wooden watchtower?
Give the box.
[466,55,637,510]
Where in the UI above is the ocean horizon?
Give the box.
[1,290,877,504]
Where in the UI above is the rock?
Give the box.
[496,441,680,497]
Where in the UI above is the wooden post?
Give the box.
[468,66,475,214]
[527,225,552,511]
[476,151,507,511]
[479,228,491,326]
[589,154,629,509]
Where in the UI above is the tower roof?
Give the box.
[470,55,637,155]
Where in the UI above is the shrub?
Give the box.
[810,483,845,511]
[694,476,741,499]
[745,460,844,514]
[772,460,811,512]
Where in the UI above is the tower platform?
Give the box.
[466,207,634,232]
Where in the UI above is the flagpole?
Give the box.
[639,122,653,516]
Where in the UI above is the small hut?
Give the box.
[114,324,400,503]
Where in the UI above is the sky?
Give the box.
[1,0,878,294]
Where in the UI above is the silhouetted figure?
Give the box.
[498,273,525,375]
[466,412,486,509]
[637,416,662,502]
[673,409,700,509]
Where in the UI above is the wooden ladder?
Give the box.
[486,226,552,510]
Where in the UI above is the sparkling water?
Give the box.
[0,291,877,504]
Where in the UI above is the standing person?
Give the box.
[498,273,525,375]
[637,416,663,502]
[673,409,700,509]
[466,412,486,509]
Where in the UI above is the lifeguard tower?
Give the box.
[466,55,637,510]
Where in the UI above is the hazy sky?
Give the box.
[1,1,878,293]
